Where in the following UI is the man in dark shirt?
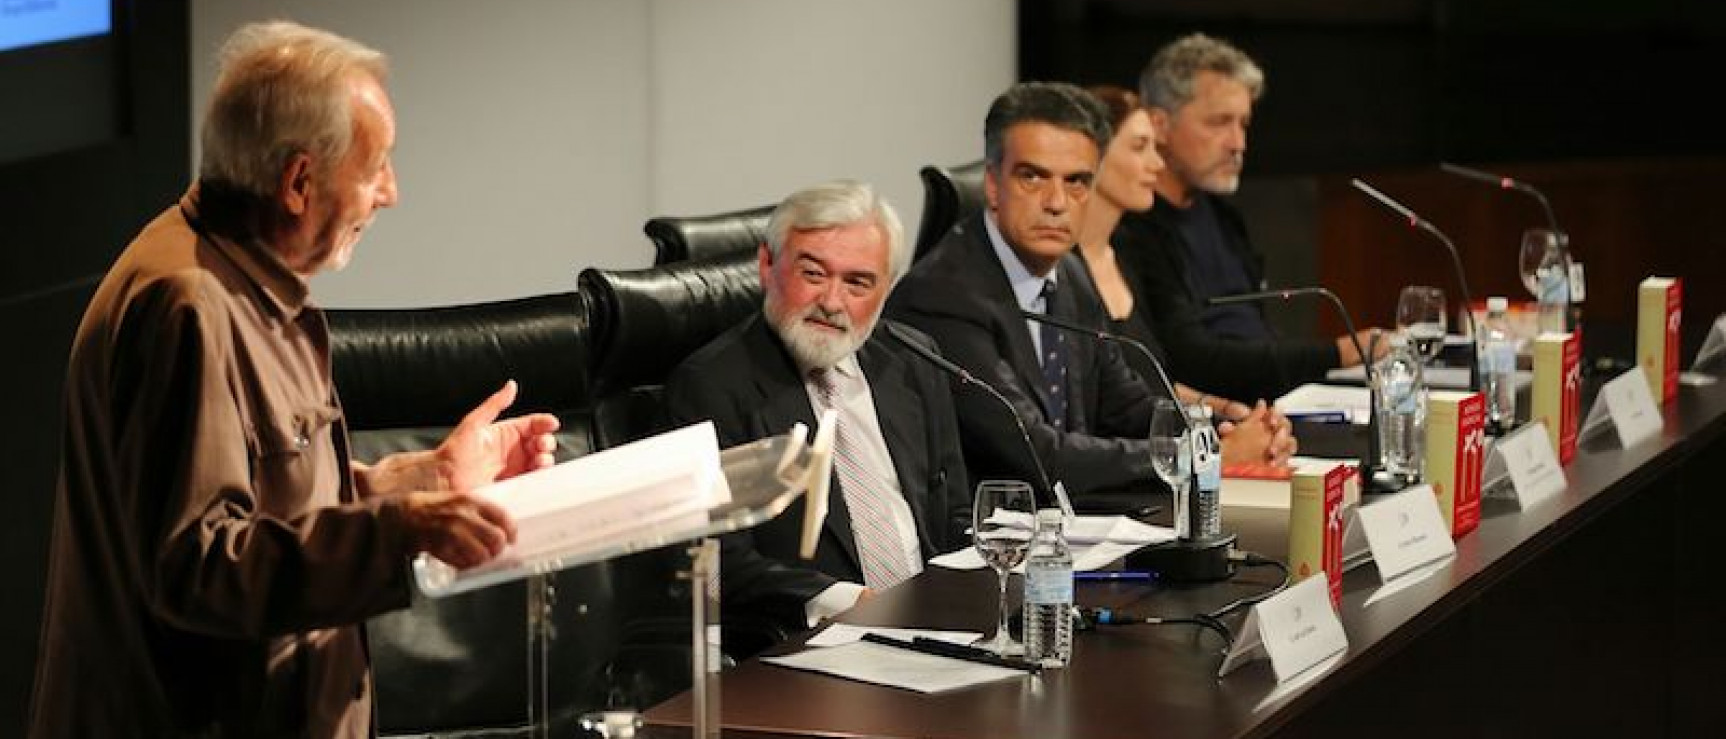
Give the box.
[1123,33,1383,398]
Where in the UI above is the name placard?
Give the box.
[1217,573,1347,682]
[1483,420,1567,508]
[1356,485,1456,584]
[1582,366,1663,449]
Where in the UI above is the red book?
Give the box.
[1424,391,1484,539]
[1534,332,1581,465]
[1637,277,1683,405]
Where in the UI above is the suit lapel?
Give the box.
[740,319,863,572]
[857,335,937,556]
[952,219,1056,421]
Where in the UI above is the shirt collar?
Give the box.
[181,187,314,320]
[984,212,1058,313]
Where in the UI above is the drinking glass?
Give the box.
[1518,228,1568,299]
[1148,398,1193,537]
[1396,285,1447,365]
[972,479,1035,656]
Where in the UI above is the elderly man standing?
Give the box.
[664,181,969,638]
[30,21,558,738]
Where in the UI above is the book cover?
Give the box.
[1532,332,1581,464]
[1637,277,1682,405]
[1423,390,1485,539]
[1288,462,1346,607]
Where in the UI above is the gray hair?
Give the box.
[765,180,910,284]
[1138,33,1265,113]
[983,81,1112,170]
[198,20,388,198]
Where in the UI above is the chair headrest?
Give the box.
[328,292,591,430]
[914,160,987,260]
[580,252,761,396]
[643,204,776,265]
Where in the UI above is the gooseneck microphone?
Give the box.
[1350,178,1482,392]
[1438,162,1559,232]
[1208,286,1395,494]
[1015,310,1189,431]
[880,321,1070,516]
[1439,162,1579,333]
[1018,310,1237,582]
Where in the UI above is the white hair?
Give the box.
[764,180,909,285]
[198,20,388,197]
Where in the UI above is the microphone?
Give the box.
[1438,162,1559,232]
[880,321,1073,518]
[1018,310,1236,582]
[1208,287,1395,494]
[1350,178,1482,392]
[1015,310,1188,430]
[1439,162,1580,332]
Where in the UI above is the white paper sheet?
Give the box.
[763,641,1026,693]
[929,539,1156,573]
[803,624,981,648]
[1276,383,1372,425]
[1326,365,1532,392]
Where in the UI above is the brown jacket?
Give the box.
[30,191,413,737]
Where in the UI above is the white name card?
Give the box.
[1582,366,1663,449]
[1483,421,1567,508]
[1217,573,1347,682]
[1356,485,1456,584]
[1691,313,1726,372]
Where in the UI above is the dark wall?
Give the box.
[0,1,189,734]
[1019,0,1726,173]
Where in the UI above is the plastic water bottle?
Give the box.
[1480,296,1518,434]
[1535,236,1572,334]
[1375,334,1427,484]
[1023,509,1074,668]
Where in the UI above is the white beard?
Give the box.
[767,294,875,370]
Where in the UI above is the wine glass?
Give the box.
[1148,399,1193,537]
[1518,228,1568,299]
[1396,285,1447,365]
[972,479,1035,656]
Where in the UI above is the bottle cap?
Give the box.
[1487,296,1509,312]
[1388,333,1409,348]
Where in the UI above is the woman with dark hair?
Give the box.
[1076,84,1294,465]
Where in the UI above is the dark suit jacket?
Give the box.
[663,314,969,632]
[886,214,1165,503]
[1115,195,1339,400]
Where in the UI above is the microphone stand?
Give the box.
[1351,178,1482,393]
[1208,287,1402,494]
[1018,310,1237,582]
[880,322,1072,517]
[1439,162,1579,335]
[1438,162,1559,232]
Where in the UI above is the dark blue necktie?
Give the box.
[1038,280,1069,431]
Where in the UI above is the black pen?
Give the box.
[859,632,1041,673]
[1075,570,1158,582]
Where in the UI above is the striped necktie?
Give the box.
[1038,280,1070,430]
[810,367,919,589]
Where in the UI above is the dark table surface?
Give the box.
[644,364,1726,739]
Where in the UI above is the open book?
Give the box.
[413,418,833,597]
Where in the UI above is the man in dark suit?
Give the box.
[664,180,968,634]
[889,82,1292,509]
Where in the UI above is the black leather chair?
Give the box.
[578,252,789,659]
[329,293,651,737]
[914,159,987,260]
[642,204,775,265]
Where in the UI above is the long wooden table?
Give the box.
[646,373,1726,738]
